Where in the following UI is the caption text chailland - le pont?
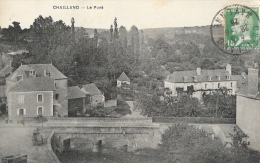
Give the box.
[53,5,104,10]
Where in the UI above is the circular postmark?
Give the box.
[211,4,260,55]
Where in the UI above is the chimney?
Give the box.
[196,67,201,75]
[226,64,232,75]
[247,68,259,95]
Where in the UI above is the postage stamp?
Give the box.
[225,7,259,49]
[211,4,260,55]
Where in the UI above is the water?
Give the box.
[57,150,166,163]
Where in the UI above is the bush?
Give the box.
[114,99,131,116]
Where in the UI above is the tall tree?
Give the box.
[130,25,140,60]
[71,17,75,41]
[109,25,113,42]
[114,17,119,39]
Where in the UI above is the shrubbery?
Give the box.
[138,124,260,163]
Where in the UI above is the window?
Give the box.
[18,95,24,104]
[37,94,43,102]
[227,75,230,80]
[30,70,36,76]
[231,82,233,87]
[17,108,26,116]
[218,83,220,88]
[217,75,221,80]
[54,82,57,88]
[55,94,59,100]
[208,76,212,81]
[205,84,207,89]
[37,107,43,115]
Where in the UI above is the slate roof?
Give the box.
[0,66,13,77]
[9,77,56,92]
[81,83,102,96]
[232,74,247,88]
[68,86,86,99]
[0,86,6,98]
[165,69,233,83]
[117,72,130,82]
[6,64,67,81]
[236,86,260,99]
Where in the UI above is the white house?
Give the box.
[117,72,130,87]
[164,64,237,100]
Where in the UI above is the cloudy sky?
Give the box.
[0,0,259,30]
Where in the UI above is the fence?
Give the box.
[152,116,236,124]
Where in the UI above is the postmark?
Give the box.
[211,4,260,55]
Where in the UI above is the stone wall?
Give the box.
[51,124,161,153]
[236,95,260,151]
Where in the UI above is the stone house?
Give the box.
[81,83,105,107]
[117,72,130,87]
[68,86,86,116]
[164,64,237,100]
[236,67,260,151]
[5,64,69,120]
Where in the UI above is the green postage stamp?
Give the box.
[225,6,259,49]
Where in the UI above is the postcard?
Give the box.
[0,0,260,162]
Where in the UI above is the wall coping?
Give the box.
[46,131,60,163]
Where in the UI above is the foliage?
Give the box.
[202,88,236,118]
[90,103,110,117]
[34,115,48,127]
[157,124,260,163]
[136,92,202,117]
[114,99,131,116]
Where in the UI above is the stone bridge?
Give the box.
[42,118,163,153]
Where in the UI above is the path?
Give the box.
[0,124,54,163]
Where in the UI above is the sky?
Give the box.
[0,0,259,30]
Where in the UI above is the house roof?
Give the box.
[165,69,233,83]
[117,72,130,82]
[0,66,13,77]
[9,77,56,92]
[81,83,102,96]
[6,64,67,81]
[0,86,6,98]
[232,74,247,88]
[68,86,86,99]
[236,86,260,99]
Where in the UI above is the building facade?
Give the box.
[117,72,130,87]
[236,67,260,151]
[164,64,237,100]
[68,86,86,116]
[81,83,105,107]
[6,64,68,120]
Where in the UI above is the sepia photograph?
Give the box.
[0,0,260,162]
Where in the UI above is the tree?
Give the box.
[202,88,236,118]
[158,124,260,163]
[113,17,119,39]
[34,115,48,127]
[130,25,140,59]
[1,21,22,44]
